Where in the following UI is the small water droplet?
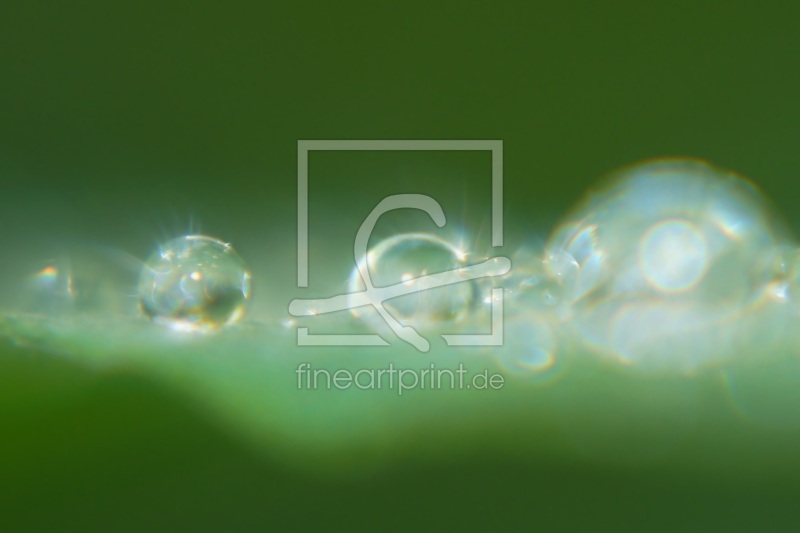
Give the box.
[138,235,251,332]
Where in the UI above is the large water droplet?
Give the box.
[138,235,252,332]
[546,158,793,372]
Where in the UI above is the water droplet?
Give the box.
[23,258,75,315]
[488,246,563,379]
[501,245,574,320]
[20,246,138,316]
[547,158,792,372]
[138,235,251,332]
[348,233,475,330]
[495,317,560,379]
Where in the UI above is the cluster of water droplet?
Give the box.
[313,158,800,376]
[344,159,800,375]
[520,159,799,373]
[14,157,800,381]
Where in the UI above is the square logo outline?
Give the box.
[295,140,504,348]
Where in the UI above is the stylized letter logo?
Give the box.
[289,194,510,351]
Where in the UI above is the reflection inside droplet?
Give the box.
[755,245,800,306]
[640,219,709,293]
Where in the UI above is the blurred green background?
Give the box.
[3,1,800,530]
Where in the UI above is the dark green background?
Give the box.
[2,2,800,531]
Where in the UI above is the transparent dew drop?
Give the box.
[495,316,560,380]
[20,247,140,317]
[24,258,75,315]
[542,248,580,289]
[486,246,564,379]
[138,235,252,332]
[502,245,573,316]
[348,233,475,331]
[546,158,794,372]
